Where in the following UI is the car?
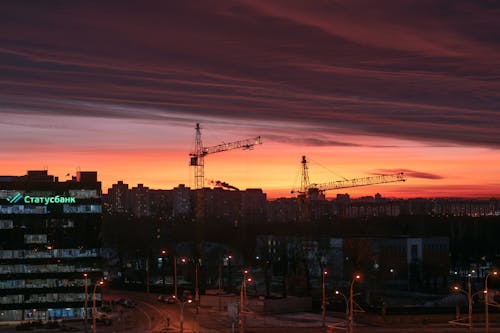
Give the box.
[183,290,193,301]
[122,299,136,308]
[112,297,125,305]
[112,297,136,308]
[95,312,113,326]
[157,295,176,304]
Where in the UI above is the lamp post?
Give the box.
[83,273,88,333]
[161,250,167,286]
[467,270,474,332]
[452,284,472,332]
[92,280,103,333]
[322,269,328,327]
[161,250,178,297]
[174,255,178,298]
[195,259,200,314]
[389,268,396,280]
[227,255,233,292]
[179,257,199,314]
[485,270,498,333]
[334,290,349,321]
[240,269,252,333]
[349,274,361,333]
[174,296,192,333]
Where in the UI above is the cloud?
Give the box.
[264,134,360,147]
[1,0,500,148]
[372,169,444,180]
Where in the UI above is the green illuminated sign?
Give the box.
[6,192,76,205]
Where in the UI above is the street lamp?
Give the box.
[195,259,199,314]
[92,280,104,333]
[485,270,498,333]
[240,269,252,333]
[452,283,472,332]
[161,250,167,286]
[322,269,328,327]
[334,290,349,321]
[227,255,233,292]
[172,296,192,333]
[179,257,200,314]
[389,268,396,280]
[349,274,361,333]
[161,250,178,297]
[83,273,88,333]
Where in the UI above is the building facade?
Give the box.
[0,170,102,322]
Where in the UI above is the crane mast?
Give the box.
[189,123,262,189]
[300,155,310,194]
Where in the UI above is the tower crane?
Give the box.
[292,155,405,222]
[189,123,262,189]
[292,155,406,197]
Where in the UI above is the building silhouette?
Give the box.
[0,170,102,322]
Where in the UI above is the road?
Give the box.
[2,288,500,333]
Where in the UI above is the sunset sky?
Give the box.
[1,1,500,198]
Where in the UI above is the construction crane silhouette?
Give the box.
[292,155,406,221]
[189,123,262,189]
[292,155,406,196]
[209,179,240,191]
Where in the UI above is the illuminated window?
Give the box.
[0,220,13,229]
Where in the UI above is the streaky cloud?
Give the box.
[373,169,444,180]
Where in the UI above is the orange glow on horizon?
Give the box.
[1,121,499,200]
[1,142,499,200]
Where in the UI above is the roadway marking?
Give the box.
[136,299,175,331]
[134,302,152,332]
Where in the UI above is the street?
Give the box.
[2,289,500,333]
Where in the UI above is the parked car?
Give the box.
[182,290,193,302]
[112,297,136,308]
[157,295,176,304]
[95,312,113,326]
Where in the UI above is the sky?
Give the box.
[1,0,500,198]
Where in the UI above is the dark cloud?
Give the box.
[373,169,444,180]
[1,0,500,147]
[264,134,360,147]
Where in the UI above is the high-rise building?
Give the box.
[107,180,129,214]
[172,184,192,219]
[0,170,102,322]
[241,188,266,224]
[130,184,150,218]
